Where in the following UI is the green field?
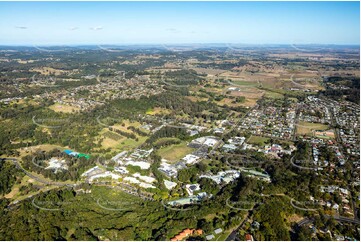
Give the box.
[232,80,259,87]
[247,135,270,146]
[296,121,329,136]
[153,137,181,147]
[157,141,195,162]
[264,90,284,99]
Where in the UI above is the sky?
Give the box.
[0,1,359,45]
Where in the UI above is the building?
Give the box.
[182,154,201,165]
[170,229,203,241]
[164,180,177,190]
[245,234,254,241]
[185,184,201,196]
[206,234,215,240]
[222,143,238,152]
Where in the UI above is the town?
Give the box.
[0,43,359,241]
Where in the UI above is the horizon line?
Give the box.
[0,43,359,47]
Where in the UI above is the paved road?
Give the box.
[297,217,313,226]
[4,158,154,201]
[297,215,360,227]
[225,209,253,241]
[5,158,74,187]
[325,215,360,225]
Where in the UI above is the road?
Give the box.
[325,215,360,225]
[5,158,74,187]
[290,74,307,89]
[209,106,255,156]
[225,208,254,241]
[297,215,360,228]
[297,217,313,227]
[4,158,154,201]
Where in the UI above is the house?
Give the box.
[182,154,201,165]
[111,151,128,163]
[222,143,238,152]
[214,228,223,234]
[186,184,201,196]
[334,235,345,241]
[170,228,203,241]
[213,127,225,134]
[114,166,128,174]
[252,221,260,229]
[245,234,254,241]
[206,234,215,240]
[164,180,177,190]
[188,130,199,136]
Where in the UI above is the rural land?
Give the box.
[0,44,359,241]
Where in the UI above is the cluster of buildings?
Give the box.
[200,170,240,185]
[239,104,296,140]
[64,149,90,159]
[318,185,353,217]
[80,148,157,190]
[262,143,295,158]
[205,228,223,240]
[11,70,164,111]
[45,157,68,173]
[222,136,246,152]
[159,136,220,178]
[299,96,332,124]
[167,192,211,206]
[333,101,360,158]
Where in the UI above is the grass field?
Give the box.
[97,127,148,152]
[49,103,80,113]
[30,67,71,76]
[247,135,270,146]
[146,107,171,115]
[153,137,181,147]
[16,144,67,158]
[232,80,259,87]
[157,141,195,162]
[264,90,284,99]
[315,130,335,139]
[112,119,149,134]
[296,121,329,136]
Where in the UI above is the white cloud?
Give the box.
[90,26,103,31]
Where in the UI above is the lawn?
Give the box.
[296,121,329,136]
[16,144,67,158]
[157,141,195,162]
[315,130,335,139]
[108,119,150,136]
[97,128,148,152]
[264,90,284,99]
[232,80,259,87]
[146,107,171,115]
[48,103,80,113]
[247,135,270,146]
[153,137,181,147]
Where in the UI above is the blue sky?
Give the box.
[0,1,359,45]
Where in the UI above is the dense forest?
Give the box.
[319,76,360,104]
